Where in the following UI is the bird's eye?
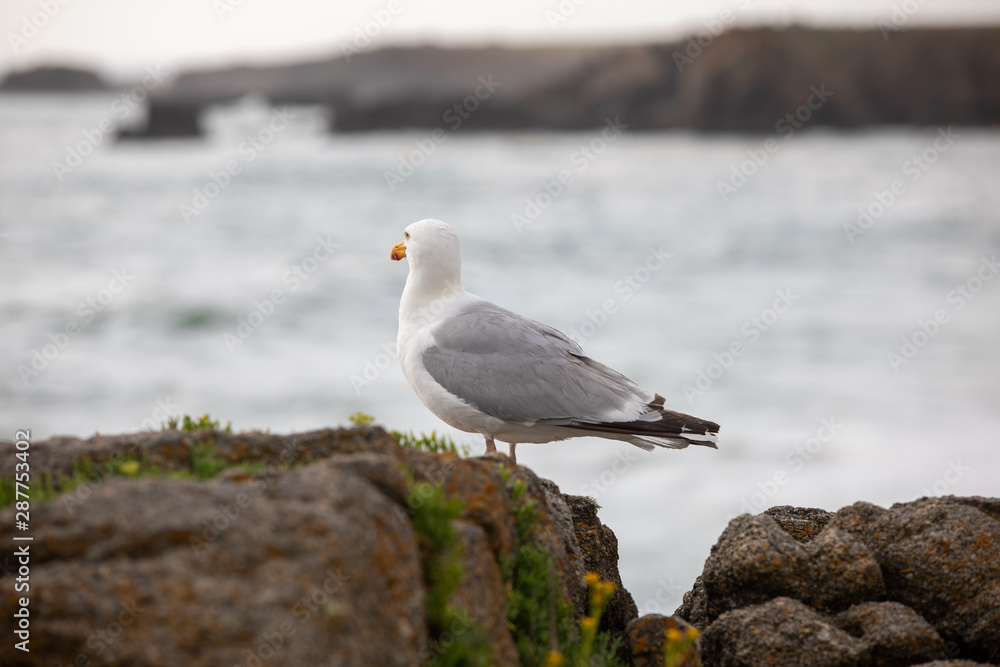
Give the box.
[404,232,410,240]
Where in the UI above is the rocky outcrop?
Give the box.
[0,425,401,481]
[0,428,427,666]
[699,597,950,667]
[2,427,997,667]
[698,513,886,619]
[0,426,629,666]
[565,495,639,635]
[701,597,869,666]
[679,500,1000,667]
[834,602,946,667]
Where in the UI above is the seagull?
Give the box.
[391,219,719,464]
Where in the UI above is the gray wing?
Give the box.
[421,301,648,424]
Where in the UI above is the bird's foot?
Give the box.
[482,436,517,465]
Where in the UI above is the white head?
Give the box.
[391,219,462,295]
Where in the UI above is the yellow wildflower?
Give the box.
[544,650,565,666]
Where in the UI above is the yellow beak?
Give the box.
[390,241,407,261]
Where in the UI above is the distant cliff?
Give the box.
[102,26,1000,138]
[2,28,998,136]
[0,66,107,92]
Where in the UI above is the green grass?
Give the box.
[0,449,161,509]
[0,472,58,508]
[347,412,470,457]
[392,430,470,457]
[407,480,493,666]
[1,435,238,509]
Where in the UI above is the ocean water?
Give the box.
[2,93,999,612]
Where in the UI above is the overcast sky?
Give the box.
[2,0,998,79]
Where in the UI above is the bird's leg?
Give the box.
[484,435,497,455]
[508,443,517,465]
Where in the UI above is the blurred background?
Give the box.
[2,0,999,613]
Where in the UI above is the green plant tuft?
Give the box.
[104,450,158,478]
[0,472,60,508]
[392,430,470,457]
[348,412,375,426]
[0,450,164,509]
[188,440,229,479]
[407,480,493,666]
[163,413,232,433]
[1,439,241,509]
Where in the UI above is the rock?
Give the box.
[911,662,999,667]
[0,425,402,483]
[0,427,604,666]
[402,448,518,564]
[834,601,947,666]
[355,443,590,626]
[699,598,948,666]
[832,497,1000,662]
[118,101,202,139]
[507,465,589,618]
[676,574,709,629]
[680,498,999,666]
[448,520,520,666]
[699,597,866,667]
[0,66,107,91]
[677,507,839,628]
[565,494,639,634]
[764,505,835,543]
[627,614,701,667]
[327,451,410,506]
[0,463,426,666]
[697,513,885,622]
[6,426,998,667]
[952,496,1000,523]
